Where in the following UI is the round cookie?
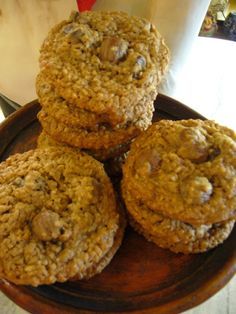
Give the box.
[122,119,236,225]
[36,72,155,130]
[37,130,131,161]
[38,110,143,149]
[39,10,169,125]
[123,187,235,254]
[0,148,120,286]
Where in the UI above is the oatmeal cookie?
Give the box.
[72,204,127,280]
[129,216,234,254]
[0,148,120,286]
[37,130,131,161]
[36,72,155,130]
[123,187,235,253]
[37,131,129,176]
[36,74,115,129]
[122,119,236,225]
[38,110,143,149]
[39,10,169,125]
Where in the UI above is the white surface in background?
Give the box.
[0,0,77,105]
[172,37,236,130]
[94,0,211,98]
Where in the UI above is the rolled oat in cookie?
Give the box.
[38,10,169,125]
[122,119,236,225]
[0,148,121,286]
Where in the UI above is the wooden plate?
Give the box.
[0,94,235,314]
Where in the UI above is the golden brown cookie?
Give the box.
[39,10,169,125]
[38,110,143,149]
[129,216,234,254]
[36,74,115,130]
[0,148,120,286]
[123,187,235,254]
[122,119,236,225]
[37,130,81,152]
[36,72,155,130]
[72,204,127,280]
[37,130,131,161]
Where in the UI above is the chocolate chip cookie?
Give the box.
[123,187,235,253]
[37,130,131,162]
[38,110,141,150]
[122,119,236,225]
[39,10,169,125]
[36,72,155,130]
[0,148,122,286]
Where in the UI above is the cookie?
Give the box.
[122,119,236,225]
[36,74,115,130]
[0,148,120,286]
[39,10,169,125]
[123,187,235,254]
[37,130,131,161]
[38,110,143,149]
[129,216,234,254]
[72,204,127,280]
[36,72,155,130]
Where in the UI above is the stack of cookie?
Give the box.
[122,119,236,254]
[36,10,169,162]
[0,147,126,286]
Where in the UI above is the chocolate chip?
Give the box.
[134,148,161,176]
[99,37,128,63]
[133,55,146,79]
[69,29,83,43]
[32,210,63,241]
[208,148,221,161]
[63,23,74,34]
[181,176,213,205]
[178,128,209,163]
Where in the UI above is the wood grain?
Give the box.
[0,95,235,314]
